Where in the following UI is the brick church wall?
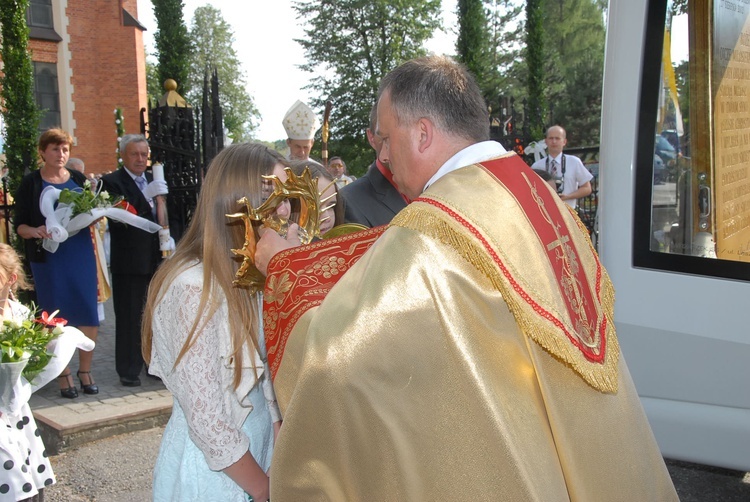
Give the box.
[65,0,147,174]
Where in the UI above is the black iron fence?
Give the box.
[564,146,600,243]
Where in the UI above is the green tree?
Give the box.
[525,0,547,140]
[0,0,41,193]
[145,58,162,106]
[294,0,441,175]
[543,0,606,145]
[152,0,192,96]
[456,0,498,104]
[483,0,525,110]
[186,5,259,142]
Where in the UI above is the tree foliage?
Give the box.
[152,0,192,96]
[456,0,497,104]
[145,58,162,106]
[186,5,259,142]
[525,0,547,140]
[294,0,441,175]
[542,0,606,145]
[0,0,41,193]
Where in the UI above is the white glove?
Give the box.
[142,179,169,199]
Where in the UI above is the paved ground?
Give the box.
[28,299,172,453]
[46,428,160,502]
[28,298,750,500]
[40,425,750,501]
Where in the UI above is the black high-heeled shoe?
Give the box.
[58,372,79,399]
[77,370,99,395]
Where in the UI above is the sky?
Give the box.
[135,0,458,142]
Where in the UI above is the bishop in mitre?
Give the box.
[283,99,320,162]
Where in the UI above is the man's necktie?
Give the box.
[549,159,558,176]
[135,175,147,191]
[135,175,155,213]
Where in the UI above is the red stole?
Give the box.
[264,226,386,379]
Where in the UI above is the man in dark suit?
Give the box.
[101,134,168,386]
[340,103,409,227]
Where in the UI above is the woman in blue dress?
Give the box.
[142,143,286,501]
[14,128,99,399]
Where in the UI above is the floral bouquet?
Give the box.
[0,308,65,382]
[40,181,162,253]
[0,308,94,415]
[57,179,123,217]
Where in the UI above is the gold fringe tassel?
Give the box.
[392,201,620,394]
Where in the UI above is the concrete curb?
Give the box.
[29,298,174,455]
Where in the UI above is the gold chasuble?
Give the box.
[264,154,677,501]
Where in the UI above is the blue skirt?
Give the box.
[30,179,99,327]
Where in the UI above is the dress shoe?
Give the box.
[77,370,99,395]
[58,372,79,399]
[120,377,141,387]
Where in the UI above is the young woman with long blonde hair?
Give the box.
[142,143,288,501]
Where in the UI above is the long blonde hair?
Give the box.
[141,143,289,389]
[0,243,31,297]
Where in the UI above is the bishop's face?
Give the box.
[287,139,313,161]
[377,92,423,200]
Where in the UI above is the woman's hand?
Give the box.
[255,224,301,276]
[273,420,282,442]
[222,451,269,501]
[17,224,51,240]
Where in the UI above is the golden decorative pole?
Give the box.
[321,101,332,169]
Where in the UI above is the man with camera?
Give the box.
[532,125,593,208]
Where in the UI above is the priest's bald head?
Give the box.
[375,56,489,200]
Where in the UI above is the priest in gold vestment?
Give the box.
[256,56,678,501]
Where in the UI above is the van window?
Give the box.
[634,0,750,280]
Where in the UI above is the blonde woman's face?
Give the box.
[266,163,291,219]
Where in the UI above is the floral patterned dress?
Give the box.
[148,262,280,501]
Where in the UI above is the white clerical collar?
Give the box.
[423,141,507,192]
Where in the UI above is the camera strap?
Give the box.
[545,154,567,178]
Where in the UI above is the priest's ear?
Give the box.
[416,117,434,154]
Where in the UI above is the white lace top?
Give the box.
[149,262,281,471]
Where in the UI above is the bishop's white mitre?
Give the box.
[282,100,321,140]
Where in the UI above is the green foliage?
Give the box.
[670,0,688,15]
[674,60,690,135]
[456,1,524,116]
[484,0,524,102]
[58,179,123,216]
[525,0,547,140]
[542,0,606,145]
[0,0,42,194]
[0,306,63,382]
[145,58,162,106]
[152,0,192,96]
[552,58,602,145]
[294,0,442,172]
[456,0,496,104]
[186,5,259,142]
[114,108,125,169]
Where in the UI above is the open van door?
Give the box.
[599,0,750,470]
